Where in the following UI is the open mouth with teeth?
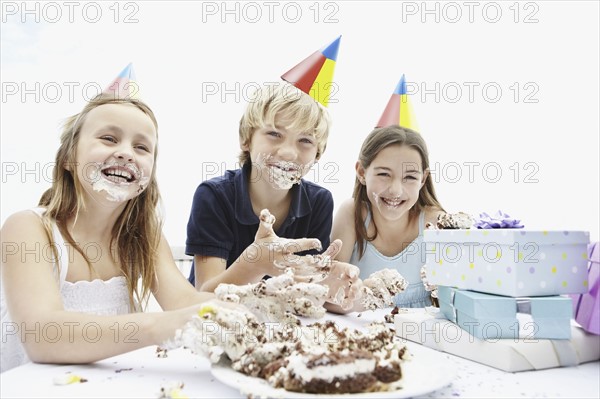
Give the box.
[101,166,138,184]
[270,163,300,173]
[379,197,406,208]
[268,163,302,183]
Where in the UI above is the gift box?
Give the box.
[571,242,600,335]
[438,286,572,340]
[424,229,590,297]
[395,309,600,372]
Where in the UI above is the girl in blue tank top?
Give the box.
[331,125,445,310]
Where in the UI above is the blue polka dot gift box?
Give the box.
[395,309,600,372]
[438,286,572,340]
[424,229,590,297]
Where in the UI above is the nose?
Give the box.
[388,178,403,197]
[114,145,134,163]
[276,141,298,162]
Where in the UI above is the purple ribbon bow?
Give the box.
[474,210,524,229]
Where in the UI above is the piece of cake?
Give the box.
[262,322,406,394]
[171,299,408,395]
[360,268,408,310]
[278,350,378,394]
[426,212,474,230]
[214,269,328,324]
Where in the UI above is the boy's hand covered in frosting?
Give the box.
[246,209,323,277]
[254,209,361,310]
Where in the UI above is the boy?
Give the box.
[186,38,359,309]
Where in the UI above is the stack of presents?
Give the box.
[395,216,600,372]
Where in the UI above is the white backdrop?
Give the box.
[1,1,599,246]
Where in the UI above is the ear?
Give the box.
[355,161,366,185]
[240,138,250,152]
[239,127,253,151]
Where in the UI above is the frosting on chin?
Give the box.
[267,165,302,190]
[92,178,132,202]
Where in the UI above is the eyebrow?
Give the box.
[373,166,422,174]
[97,125,124,135]
[97,125,155,143]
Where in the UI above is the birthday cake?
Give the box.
[171,305,407,394]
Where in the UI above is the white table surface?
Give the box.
[1,309,599,398]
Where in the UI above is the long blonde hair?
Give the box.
[38,94,161,309]
[353,125,444,259]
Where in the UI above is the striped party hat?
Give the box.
[281,36,341,107]
[103,63,140,99]
[376,75,419,132]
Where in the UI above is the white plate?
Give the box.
[211,347,456,398]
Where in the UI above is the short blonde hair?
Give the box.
[238,83,331,165]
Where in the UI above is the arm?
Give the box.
[186,184,278,291]
[325,198,364,313]
[197,212,321,292]
[325,300,365,315]
[1,212,207,365]
[195,255,225,291]
[197,255,263,292]
[300,194,361,310]
[330,198,358,262]
[308,189,334,253]
[151,235,215,310]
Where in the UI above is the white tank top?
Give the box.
[0,208,131,372]
[349,211,432,308]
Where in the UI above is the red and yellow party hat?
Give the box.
[103,63,140,99]
[376,75,419,131]
[281,36,341,107]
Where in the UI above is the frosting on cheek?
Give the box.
[371,190,404,214]
[260,153,313,190]
[87,162,149,202]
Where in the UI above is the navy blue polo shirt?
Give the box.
[186,162,333,286]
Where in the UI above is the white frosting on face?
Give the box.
[371,190,410,221]
[286,353,376,382]
[88,162,148,202]
[257,153,313,190]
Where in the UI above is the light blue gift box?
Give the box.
[425,230,590,297]
[438,286,573,340]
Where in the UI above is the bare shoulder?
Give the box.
[331,198,358,261]
[333,198,360,232]
[335,198,356,221]
[1,209,47,241]
[423,206,445,226]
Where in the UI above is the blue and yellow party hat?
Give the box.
[376,75,419,131]
[103,63,140,99]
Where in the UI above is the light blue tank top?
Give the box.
[349,211,432,308]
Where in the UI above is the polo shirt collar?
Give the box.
[234,162,312,225]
